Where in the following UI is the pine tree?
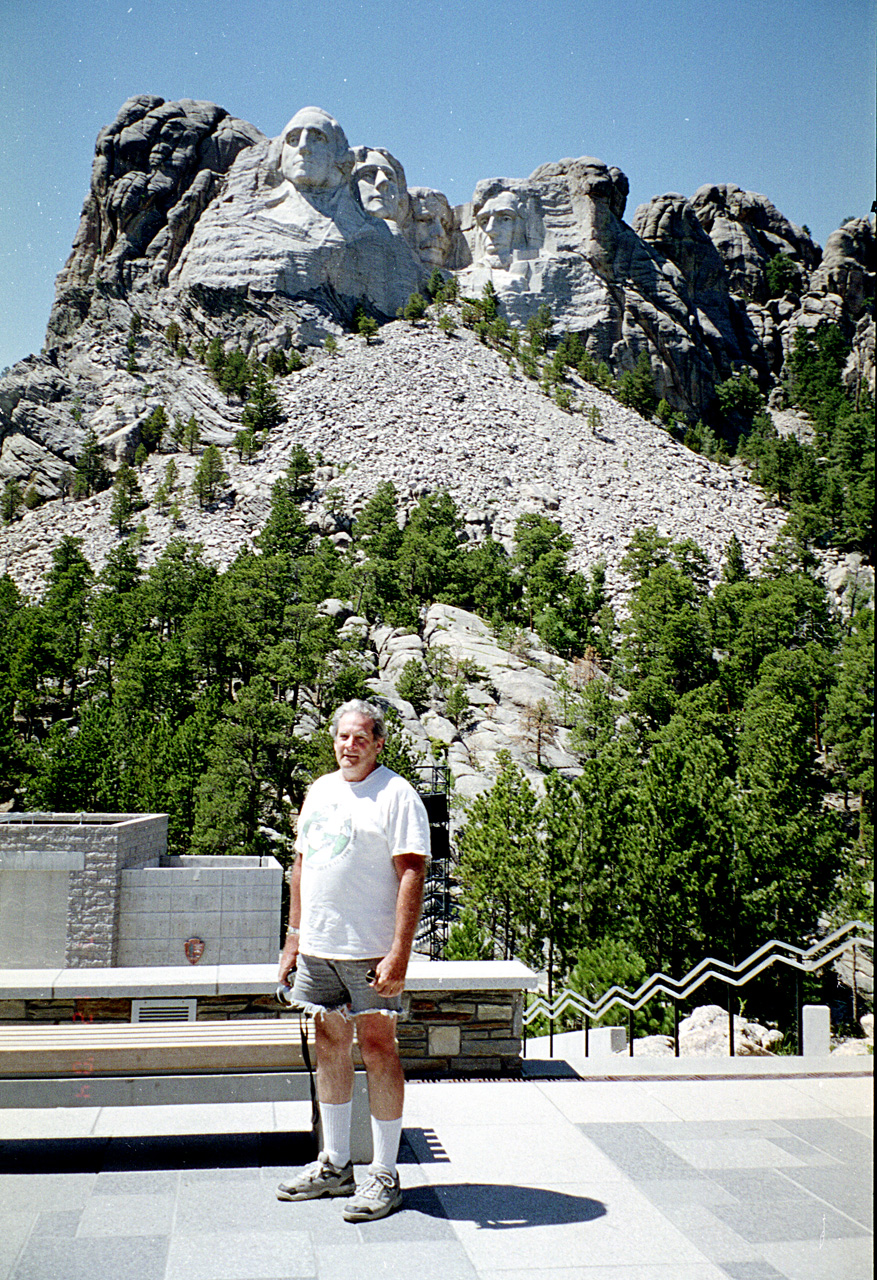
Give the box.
[109,463,144,533]
[191,445,227,508]
[241,365,282,431]
[73,427,110,498]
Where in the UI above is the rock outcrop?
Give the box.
[47,96,264,350]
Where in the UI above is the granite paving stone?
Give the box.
[718,1263,790,1279]
[316,1238,479,1280]
[779,1163,873,1229]
[710,1190,868,1244]
[641,1119,791,1142]
[441,1180,713,1272]
[837,1115,872,1136]
[0,1172,96,1212]
[759,1237,874,1280]
[0,1063,870,1279]
[0,1212,37,1280]
[776,1118,873,1166]
[165,1229,316,1280]
[76,1191,176,1236]
[533,1079,681,1124]
[92,1169,181,1194]
[577,1122,702,1180]
[30,1209,81,1237]
[783,1076,874,1117]
[657,1136,809,1170]
[10,1235,169,1280]
[476,1270,733,1280]
[652,1203,765,1265]
[762,1132,845,1166]
[634,1175,738,1208]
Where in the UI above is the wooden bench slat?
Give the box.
[1,1021,314,1046]
[0,1018,321,1077]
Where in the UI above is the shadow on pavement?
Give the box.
[402,1182,607,1229]
[0,1129,316,1174]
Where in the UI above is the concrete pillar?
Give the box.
[802,1004,831,1056]
[588,1026,627,1056]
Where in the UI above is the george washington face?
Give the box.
[279,107,348,192]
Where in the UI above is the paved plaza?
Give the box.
[0,1057,871,1280]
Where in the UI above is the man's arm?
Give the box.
[278,850,303,984]
[373,854,427,995]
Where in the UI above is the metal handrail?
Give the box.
[524,920,874,1026]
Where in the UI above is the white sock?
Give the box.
[370,1114,403,1176]
[321,1100,352,1167]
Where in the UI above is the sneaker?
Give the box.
[276,1153,355,1200]
[342,1168,403,1222]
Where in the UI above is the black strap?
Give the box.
[299,1014,320,1132]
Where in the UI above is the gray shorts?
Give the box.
[291,954,403,1018]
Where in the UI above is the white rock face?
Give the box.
[372,602,585,796]
[171,112,425,320]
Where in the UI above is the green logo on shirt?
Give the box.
[301,806,353,867]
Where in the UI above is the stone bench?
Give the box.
[0,959,536,1158]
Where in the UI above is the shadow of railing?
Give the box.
[524,920,874,1057]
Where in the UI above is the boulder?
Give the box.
[676,1004,782,1056]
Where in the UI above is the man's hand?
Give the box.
[372,947,408,996]
[278,934,299,986]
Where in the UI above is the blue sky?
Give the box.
[1,0,874,371]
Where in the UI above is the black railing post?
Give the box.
[673,1002,680,1057]
[628,1008,634,1056]
[584,1015,590,1058]
[728,986,735,1057]
[852,942,859,1025]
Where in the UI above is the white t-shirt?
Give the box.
[295,765,431,959]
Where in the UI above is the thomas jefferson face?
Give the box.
[476,191,522,264]
[280,108,345,191]
[410,189,453,267]
[355,150,402,221]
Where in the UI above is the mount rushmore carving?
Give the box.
[2,94,873,501]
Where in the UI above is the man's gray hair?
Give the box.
[331,699,387,741]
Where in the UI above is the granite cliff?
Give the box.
[0,96,873,600]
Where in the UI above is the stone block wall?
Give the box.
[0,987,527,1076]
[0,813,167,968]
[399,990,525,1075]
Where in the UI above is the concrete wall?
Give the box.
[118,856,283,967]
[0,871,69,967]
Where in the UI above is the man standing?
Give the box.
[276,699,430,1221]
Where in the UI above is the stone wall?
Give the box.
[0,988,527,1077]
[399,990,525,1076]
[0,813,167,968]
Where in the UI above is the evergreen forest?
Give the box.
[0,314,872,1034]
